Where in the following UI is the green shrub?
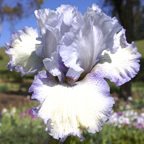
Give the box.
[0,85,8,93]
[0,111,143,144]
[0,111,48,144]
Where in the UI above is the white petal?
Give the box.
[29,70,57,103]
[30,71,114,139]
[6,27,42,75]
[93,30,141,86]
[59,5,122,81]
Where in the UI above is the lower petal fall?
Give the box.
[6,27,43,75]
[93,30,141,86]
[29,71,114,140]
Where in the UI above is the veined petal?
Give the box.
[43,52,62,81]
[59,5,122,81]
[29,71,114,139]
[6,27,43,75]
[39,29,58,58]
[88,4,122,52]
[93,30,141,86]
[29,70,57,103]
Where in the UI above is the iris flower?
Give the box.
[6,4,141,140]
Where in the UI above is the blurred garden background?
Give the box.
[0,0,144,144]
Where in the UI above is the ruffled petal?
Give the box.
[93,30,141,86]
[35,5,79,35]
[57,5,83,35]
[35,5,80,59]
[35,8,60,59]
[59,44,84,81]
[88,4,122,52]
[34,8,59,34]
[6,27,43,75]
[29,71,114,139]
[59,5,122,81]
[57,5,76,26]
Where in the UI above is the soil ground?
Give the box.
[0,93,31,110]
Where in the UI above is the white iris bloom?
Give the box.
[6,4,141,140]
